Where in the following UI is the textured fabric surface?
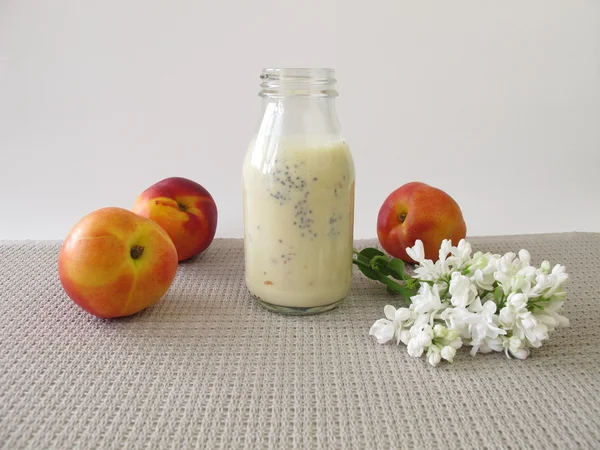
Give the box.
[1,233,599,449]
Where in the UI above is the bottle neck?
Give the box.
[257,68,342,139]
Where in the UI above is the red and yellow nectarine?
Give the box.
[58,207,178,318]
[132,177,217,262]
[377,182,466,263]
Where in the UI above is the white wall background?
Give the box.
[1,0,599,240]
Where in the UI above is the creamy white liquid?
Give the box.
[243,138,355,308]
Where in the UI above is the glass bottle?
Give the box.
[242,68,355,315]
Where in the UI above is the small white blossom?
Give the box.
[518,249,531,267]
[440,306,470,338]
[494,252,519,294]
[468,251,499,291]
[433,324,463,351]
[369,319,396,344]
[406,320,434,358]
[410,283,444,314]
[545,264,569,298]
[498,293,528,328]
[529,273,555,297]
[427,344,442,366]
[536,311,569,332]
[399,329,411,346]
[464,300,506,354]
[449,239,473,269]
[494,250,538,295]
[449,272,476,308]
[471,336,504,355]
[406,239,425,264]
[502,336,530,359]
[440,346,456,362]
[513,312,548,348]
[512,266,537,294]
[436,240,453,277]
[368,305,412,344]
[406,240,441,281]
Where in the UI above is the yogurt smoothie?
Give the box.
[242,137,355,309]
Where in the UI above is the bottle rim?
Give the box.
[259,68,338,98]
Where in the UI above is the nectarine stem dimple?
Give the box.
[177,203,187,212]
[399,213,407,223]
[130,245,145,260]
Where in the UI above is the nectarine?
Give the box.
[58,207,178,318]
[377,182,466,263]
[132,177,218,261]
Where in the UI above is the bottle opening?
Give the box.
[260,68,338,98]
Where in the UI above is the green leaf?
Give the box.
[353,248,418,300]
[357,264,381,280]
[371,255,391,276]
[387,258,406,280]
[359,248,385,260]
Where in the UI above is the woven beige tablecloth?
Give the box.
[1,233,599,449]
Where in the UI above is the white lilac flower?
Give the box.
[406,315,434,358]
[513,312,549,348]
[468,251,492,271]
[440,345,456,362]
[392,307,414,344]
[467,296,484,313]
[545,264,569,298]
[401,314,433,358]
[464,300,506,352]
[427,344,442,366]
[529,273,555,298]
[470,336,504,356]
[399,329,411,346]
[449,239,473,270]
[494,252,519,294]
[468,251,500,292]
[449,272,477,308]
[369,319,396,344]
[406,239,426,263]
[406,240,440,281]
[433,324,463,353]
[438,239,452,264]
[436,239,453,277]
[530,265,568,301]
[535,312,563,332]
[534,301,570,331]
[368,238,569,366]
[518,249,531,267]
[499,293,528,328]
[494,250,538,295]
[440,307,470,338]
[368,305,412,344]
[511,266,537,295]
[433,323,447,339]
[410,283,445,315]
[502,336,530,359]
[497,292,551,348]
[442,328,463,350]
